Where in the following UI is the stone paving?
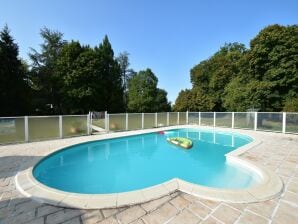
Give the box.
[0,128,297,224]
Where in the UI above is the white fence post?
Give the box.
[86,113,90,135]
[142,113,144,129]
[282,112,286,133]
[24,116,29,142]
[104,111,108,131]
[199,112,201,126]
[177,112,180,125]
[89,112,93,134]
[59,115,63,138]
[232,112,235,129]
[186,111,189,124]
[107,113,110,132]
[167,112,170,126]
[254,112,258,131]
[126,113,128,130]
[155,112,158,127]
[213,112,216,127]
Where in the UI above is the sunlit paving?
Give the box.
[0,1,297,224]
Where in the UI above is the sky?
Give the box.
[1,0,297,103]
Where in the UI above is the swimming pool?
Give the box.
[33,128,261,194]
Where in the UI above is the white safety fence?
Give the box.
[0,114,90,144]
[105,111,298,134]
[1,111,297,144]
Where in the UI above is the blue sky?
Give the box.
[1,0,297,103]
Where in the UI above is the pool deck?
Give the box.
[0,126,297,223]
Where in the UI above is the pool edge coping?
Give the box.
[15,125,284,209]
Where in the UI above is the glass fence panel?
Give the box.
[169,112,178,125]
[286,113,298,133]
[257,113,282,132]
[216,113,232,127]
[201,112,214,126]
[0,117,25,144]
[234,112,255,129]
[109,114,126,131]
[144,114,155,129]
[157,113,167,127]
[128,114,142,130]
[63,116,88,137]
[188,112,199,124]
[29,117,59,141]
[179,112,187,124]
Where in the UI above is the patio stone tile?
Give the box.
[272,201,298,224]
[116,206,146,224]
[170,195,191,210]
[276,168,295,177]
[226,203,247,211]
[198,199,221,210]
[287,181,298,194]
[10,209,36,224]
[181,192,199,202]
[199,216,223,224]
[61,217,81,224]
[37,205,64,217]
[246,200,277,218]
[142,203,178,224]
[282,190,298,205]
[237,211,269,224]
[212,204,241,224]
[188,201,211,219]
[141,195,171,212]
[130,219,145,224]
[24,217,45,224]
[45,209,81,224]
[14,200,41,214]
[98,216,118,224]
[81,210,103,224]
[168,209,201,224]
[101,208,120,218]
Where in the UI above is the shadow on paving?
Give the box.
[0,156,42,179]
[0,195,85,224]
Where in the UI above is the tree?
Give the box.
[283,96,298,112]
[29,27,66,114]
[248,24,298,111]
[127,69,170,112]
[0,25,30,116]
[94,36,124,112]
[154,89,171,112]
[190,43,247,111]
[55,41,94,113]
[116,51,136,110]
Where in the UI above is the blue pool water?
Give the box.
[33,128,260,194]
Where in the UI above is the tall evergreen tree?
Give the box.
[29,27,66,114]
[95,36,124,112]
[0,25,29,116]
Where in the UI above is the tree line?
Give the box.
[0,26,170,116]
[173,24,298,112]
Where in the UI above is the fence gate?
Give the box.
[90,111,107,133]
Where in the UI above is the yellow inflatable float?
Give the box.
[167,137,193,149]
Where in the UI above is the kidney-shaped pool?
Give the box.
[32,128,262,194]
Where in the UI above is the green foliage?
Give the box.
[175,25,298,112]
[283,96,298,112]
[29,27,66,114]
[55,36,125,113]
[127,69,170,112]
[0,25,30,116]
